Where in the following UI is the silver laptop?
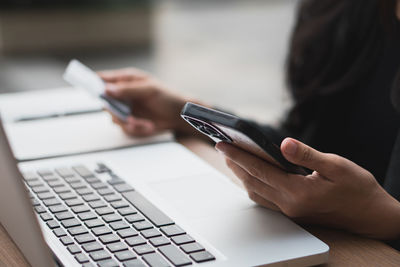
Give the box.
[0,118,329,267]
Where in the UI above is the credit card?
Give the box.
[63,59,131,122]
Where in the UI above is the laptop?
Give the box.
[0,118,329,267]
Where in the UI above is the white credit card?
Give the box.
[63,59,105,97]
[63,59,131,121]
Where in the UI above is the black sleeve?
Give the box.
[383,131,400,250]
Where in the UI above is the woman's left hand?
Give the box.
[216,138,400,240]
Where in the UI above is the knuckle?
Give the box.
[248,191,258,202]
[247,162,262,178]
[301,148,313,162]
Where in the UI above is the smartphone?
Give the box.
[63,59,131,122]
[181,102,309,175]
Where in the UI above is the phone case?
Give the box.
[181,102,308,175]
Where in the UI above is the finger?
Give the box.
[98,68,147,82]
[216,142,290,190]
[248,191,280,211]
[225,158,280,205]
[280,138,345,177]
[108,112,156,137]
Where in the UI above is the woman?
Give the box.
[99,0,400,246]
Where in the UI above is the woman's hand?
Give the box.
[98,68,202,137]
[216,138,400,240]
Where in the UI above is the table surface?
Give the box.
[1,138,400,267]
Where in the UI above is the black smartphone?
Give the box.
[181,102,308,175]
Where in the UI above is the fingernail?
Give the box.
[105,83,118,93]
[283,139,298,156]
[215,142,226,154]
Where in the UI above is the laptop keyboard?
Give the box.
[23,164,216,267]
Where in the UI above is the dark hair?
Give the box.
[284,0,399,135]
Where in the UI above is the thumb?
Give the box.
[281,138,332,175]
[105,81,150,101]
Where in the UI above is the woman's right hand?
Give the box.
[98,68,199,137]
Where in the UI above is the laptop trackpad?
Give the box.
[148,174,254,220]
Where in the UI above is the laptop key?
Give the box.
[86,177,102,184]
[53,186,71,194]
[32,186,49,194]
[118,207,137,216]
[125,236,146,247]
[171,235,195,246]
[117,228,138,238]
[35,205,47,213]
[55,167,75,178]
[37,169,54,177]
[99,234,120,244]
[158,245,192,266]
[149,236,170,247]
[133,244,154,255]
[76,187,93,195]
[180,243,205,254]
[123,191,174,227]
[43,198,62,207]
[160,225,185,237]
[72,204,90,214]
[102,214,122,223]
[26,180,43,188]
[92,226,112,236]
[59,192,77,200]
[31,198,41,206]
[83,194,100,202]
[111,201,129,209]
[53,228,67,237]
[85,219,105,228]
[75,233,96,244]
[107,176,125,186]
[106,242,129,252]
[70,182,87,190]
[95,207,114,215]
[37,192,54,200]
[104,194,122,202]
[49,205,68,213]
[141,229,161,239]
[47,220,60,229]
[42,175,58,182]
[73,165,95,178]
[67,244,81,254]
[82,241,103,252]
[75,253,90,263]
[64,176,81,184]
[132,221,153,231]
[61,218,81,228]
[97,187,114,196]
[47,180,65,188]
[98,258,119,267]
[189,251,215,263]
[113,183,134,193]
[65,198,84,207]
[142,253,171,267]
[55,211,74,221]
[78,211,97,221]
[125,214,145,223]
[123,259,147,267]
[89,200,107,209]
[23,172,39,181]
[60,236,74,246]
[68,226,89,236]
[115,250,137,261]
[91,182,108,190]
[110,221,130,231]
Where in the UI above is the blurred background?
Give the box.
[0,0,297,125]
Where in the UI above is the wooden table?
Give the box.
[1,138,400,266]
